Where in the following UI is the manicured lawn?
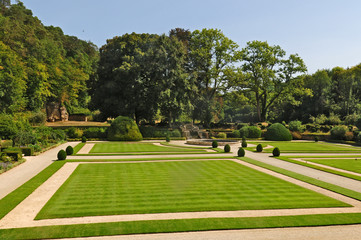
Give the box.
[5,213,361,239]
[89,142,206,153]
[305,158,361,174]
[250,141,361,153]
[36,160,347,219]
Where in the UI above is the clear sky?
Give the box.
[19,0,361,73]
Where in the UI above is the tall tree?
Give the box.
[189,28,240,126]
[238,40,308,122]
[91,33,190,123]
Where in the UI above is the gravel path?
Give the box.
[245,150,361,193]
[0,142,79,200]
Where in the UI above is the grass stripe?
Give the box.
[3,213,361,239]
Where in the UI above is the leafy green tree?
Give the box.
[238,40,308,122]
[0,40,26,113]
[189,28,240,126]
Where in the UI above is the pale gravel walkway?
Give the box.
[76,143,94,154]
[0,141,79,200]
[59,224,361,240]
[245,150,361,193]
[1,159,361,229]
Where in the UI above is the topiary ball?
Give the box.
[57,150,67,160]
[265,123,292,141]
[82,136,87,143]
[314,136,319,142]
[242,140,247,148]
[166,135,170,142]
[238,148,245,157]
[66,146,74,155]
[272,147,280,157]
[256,144,263,152]
[224,144,231,153]
[212,140,218,148]
[107,116,143,141]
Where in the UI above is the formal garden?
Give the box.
[3,1,361,239]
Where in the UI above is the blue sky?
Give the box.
[20,0,361,73]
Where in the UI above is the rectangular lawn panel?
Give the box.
[89,142,205,153]
[36,160,348,219]
[306,158,361,174]
[257,141,361,153]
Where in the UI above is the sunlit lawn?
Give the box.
[36,160,348,219]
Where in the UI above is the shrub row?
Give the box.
[139,126,181,138]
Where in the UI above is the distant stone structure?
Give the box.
[46,102,68,122]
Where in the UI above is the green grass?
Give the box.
[249,141,361,153]
[239,157,361,201]
[66,156,232,162]
[73,142,86,154]
[35,160,347,219]
[277,156,361,182]
[304,158,361,174]
[89,142,206,153]
[0,161,66,220]
[4,213,361,239]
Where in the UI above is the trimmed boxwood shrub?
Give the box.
[66,146,74,155]
[265,123,292,141]
[238,148,245,157]
[20,146,34,156]
[315,136,319,142]
[57,150,67,160]
[241,139,247,148]
[256,144,263,152]
[232,130,240,138]
[212,140,218,148]
[165,135,170,142]
[272,147,280,157]
[330,126,347,140]
[224,144,231,153]
[84,127,107,139]
[217,132,227,139]
[81,136,87,143]
[107,116,143,141]
[239,127,249,138]
[248,126,262,138]
[2,148,22,161]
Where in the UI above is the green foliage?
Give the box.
[356,117,361,130]
[212,140,218,148]
[19,146,34,156]
[232,130,240,138]
[247,126,262,138]
[0,3,98,112]
[66,146,74,155]
[65,128,84,139]
[81,136,87,143]
[165,135,170,142]
[315,136,319,142]
[2,148,22,161]
[28,111,47,126]
[92,33,189,123]
[330,126,348,140]
[239,127,249,138]
[57,150,67,160]
[256,144,263,152]
[272,147,280,157]
[238,40,308,121]
[139,126,181,138]
[83,127,107,139]
[107,116,143,141]
[288,120,302,132]
[217,132,227,139]
[265,123,292,141]
[224,144,231,153]
[241,139,247,148]
[344,114,358,125]
[238,148,245,157]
